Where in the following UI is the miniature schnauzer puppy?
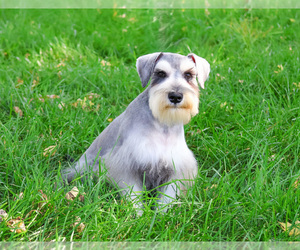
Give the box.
[63,52,210,213]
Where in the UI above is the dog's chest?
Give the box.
[126,125,191,168]
[126,127,190,189]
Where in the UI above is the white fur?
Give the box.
[149,58,200,126]
[179,60,198,78]
[155,60,173,74]
[188,53,210,89]
[101,122,197,212]
[149,87,199,126]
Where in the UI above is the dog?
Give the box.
[63,52,210,214]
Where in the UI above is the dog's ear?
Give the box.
[188,53,210,89]
[136,52,163,88]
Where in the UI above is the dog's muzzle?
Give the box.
[168,92,183,105]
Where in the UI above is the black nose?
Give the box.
[168,92,183,104]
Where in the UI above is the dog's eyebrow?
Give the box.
[154,68,166,72]
[180,60,196,72]
[155,60,172,72]
[183,67,196,73]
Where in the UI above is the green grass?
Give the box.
[0,9,300,241]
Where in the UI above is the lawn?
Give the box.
[0,9,300,241]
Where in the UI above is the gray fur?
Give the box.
[63,52,210,214]
[136,52,162,87]
[63,88,153,182]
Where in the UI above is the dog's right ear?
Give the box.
[136,52,163,88]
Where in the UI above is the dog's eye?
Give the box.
[156,71,167,78]
[184,72,193,80]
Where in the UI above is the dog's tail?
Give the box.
[62,167,77,184]
[61,154,101,184]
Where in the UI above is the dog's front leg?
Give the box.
[130,185,145,216]
[157,182,177,212]
[119,182,144,216]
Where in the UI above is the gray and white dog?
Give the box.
[64,52,210,213]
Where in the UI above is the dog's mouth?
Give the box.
[149,88,199,125]
[165,102,193,110]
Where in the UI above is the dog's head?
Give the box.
[136,52,210,126]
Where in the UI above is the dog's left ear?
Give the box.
[136,52,163,88]
[188,53,210,89]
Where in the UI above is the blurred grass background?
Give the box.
[0,9,299,241]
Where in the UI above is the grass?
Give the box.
[0,9,300,241]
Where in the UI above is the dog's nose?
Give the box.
[168,92,183,104]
